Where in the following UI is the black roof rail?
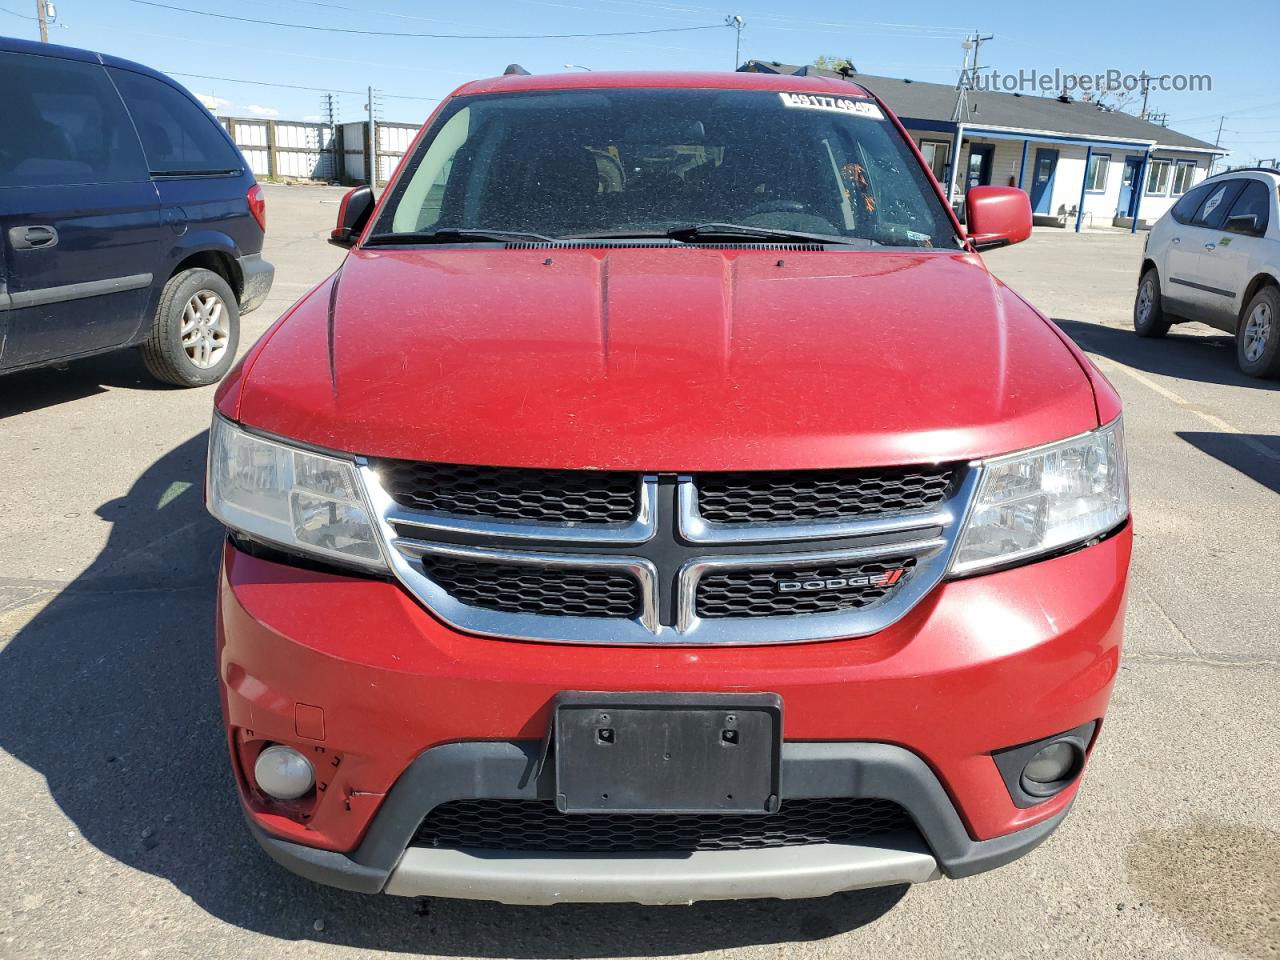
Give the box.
[1207,166,1280,179]
[503,63,531,76]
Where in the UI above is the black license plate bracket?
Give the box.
[553,692,782,815]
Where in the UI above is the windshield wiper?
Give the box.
[362,228,561,246]
[663,223,873,246]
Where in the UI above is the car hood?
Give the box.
[228,247,1098,470]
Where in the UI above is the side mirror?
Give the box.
[966,186,1033,251]
[329,185,375,248]
[1224,213,1260,235]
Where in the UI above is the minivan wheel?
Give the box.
[1134,269,1170,338]
[1237,286,1280,379]
[141,268,241,387]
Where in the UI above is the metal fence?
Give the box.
[219,116,420,185]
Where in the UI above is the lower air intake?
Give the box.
[412,797,914,852]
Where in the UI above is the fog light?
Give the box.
[1019,740,1084,798]
[254,745,315,800]
[992,721,1096,808]
[1024,742,1077,784]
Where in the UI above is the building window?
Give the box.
[1085,153,1110,192]
[1146,159,1172,195]
[919,139,949,182]
[1170,160,1196,196]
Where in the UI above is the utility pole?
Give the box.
[952,31,990,120]
[35,0,47,42]
[1210,115,1225,175]
[366,86,378,188]
[968,29,993,87]
[1137,71,1151,119]
[726,15,744,69]
[322,92,339,183]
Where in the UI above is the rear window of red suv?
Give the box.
[374,88,961,249]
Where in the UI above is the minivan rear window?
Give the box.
[0,52,147,187]
[108,68,242,176]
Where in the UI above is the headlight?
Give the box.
[951,418,1128,575]
[206,416,385,569]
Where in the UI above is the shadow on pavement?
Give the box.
[1178,432,1280,495]
[0,433,907,956]
[1052,318,1280,393]
[0,349,172,419]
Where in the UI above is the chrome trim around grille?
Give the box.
[677,475,957,544]
[358,462,981,646]
[392,539,661,635]
[675,539,946,643]
[375,473,658,545]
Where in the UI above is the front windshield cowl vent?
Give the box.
[503,241,825,252]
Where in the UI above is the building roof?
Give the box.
[740,60,1220,152]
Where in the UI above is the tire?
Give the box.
[141,268,240,387]
[1134,268,1171,338]
[1237,285,1280,379]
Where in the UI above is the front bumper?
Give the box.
[217,524,1130,902]
[236,253,274,313]
[243,740,1073,904]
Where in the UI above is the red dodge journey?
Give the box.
[207,68,1131,905]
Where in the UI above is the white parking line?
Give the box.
[1086,352,1280,465]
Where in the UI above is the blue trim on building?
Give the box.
[959,127,1149,151]
[1018,140,1029,190]
[1075,145,1093,232]
[1131,152,1151,234]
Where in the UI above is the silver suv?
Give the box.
[1135,168,1280,378]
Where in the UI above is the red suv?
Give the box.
[208,70,1131,905]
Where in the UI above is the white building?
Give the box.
[741,61,1225,232]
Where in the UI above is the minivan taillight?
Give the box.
[247,184,266,232]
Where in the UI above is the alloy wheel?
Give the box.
[1242,301,1273,364]
[1136,281,1153,325]
[181,289,230,369]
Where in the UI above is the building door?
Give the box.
[1117,157,1144,218]
[1029,148,1058,214]
[965,143,994,192]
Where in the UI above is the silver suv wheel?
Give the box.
[1242,300,1272,365]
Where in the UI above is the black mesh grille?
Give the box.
[419,557,640,618]
[412,798,912,852]
[370,460,639,524]
[696,466,956,525]
[696,556,917,618]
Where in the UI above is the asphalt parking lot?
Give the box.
[1,184,1276,960]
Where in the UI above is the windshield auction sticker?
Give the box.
[778,92,885,119]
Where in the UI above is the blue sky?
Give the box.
[5,0,1278,163]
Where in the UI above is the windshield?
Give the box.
[372,88,961,249]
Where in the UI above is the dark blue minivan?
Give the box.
[0,37,272,386]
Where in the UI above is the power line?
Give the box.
[126,0,729,39]
[0,4,37,19]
